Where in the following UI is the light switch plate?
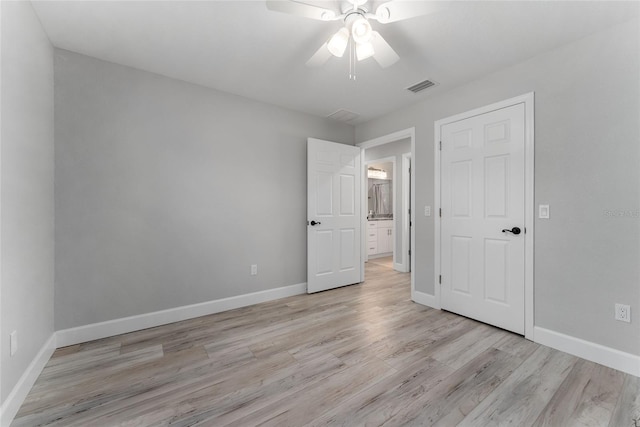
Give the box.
[10,331,17,356]
[424,206,431,217]
[539,204,550,219]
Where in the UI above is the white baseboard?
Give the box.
[0,333,56,427]
[368,253,392,260]
[56,283,307,347]
[393,262,409,273]
[534,326,640,377]
[412,290,440,309]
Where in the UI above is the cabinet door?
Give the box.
[377,226,392,253]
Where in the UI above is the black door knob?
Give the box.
[501,227,521,235]
[310,220,321,226]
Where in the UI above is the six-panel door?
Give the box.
[307,138,362,293]
[440,103,526,334]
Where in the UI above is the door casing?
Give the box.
[435,93,535,340]
[357,128,416,290]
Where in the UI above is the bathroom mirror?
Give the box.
[367,162,393,219]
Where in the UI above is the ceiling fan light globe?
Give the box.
[351,17,372,44]
[327,27,350,57]
[356,42,375,61]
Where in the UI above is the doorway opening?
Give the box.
[358,128,415,288]
[365,157,396,264]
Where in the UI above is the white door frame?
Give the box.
[434,93,535,339]
[357,128,415,289]
[364,156,397,264]
[401,152,411,273]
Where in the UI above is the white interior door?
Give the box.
[440,103,526,334]
[307,138,362,293]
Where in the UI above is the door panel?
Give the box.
[315,230,333,275]
[451,161,472,217]
[450,236,471,295]
[339,175,355,214]
[339,229,356,270]
[308,139,361,293]
[484,238,509,303]
[440,103,525,334]
[484,155,509,218]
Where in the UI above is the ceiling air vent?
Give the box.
[406,79,437,94]
[327,109,360,123]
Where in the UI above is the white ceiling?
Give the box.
[32,1,638,124]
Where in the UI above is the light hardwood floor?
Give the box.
[13,258,640,426]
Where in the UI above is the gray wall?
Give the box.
[356,19,640,356]
[365,138,411,266]
[54,50,354,330]
[1,1,55,404]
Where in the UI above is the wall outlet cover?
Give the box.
[615,303,631,323]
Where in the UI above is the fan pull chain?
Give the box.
[349,0,356,80]
[349,37,356,81]
[349,37,353,80]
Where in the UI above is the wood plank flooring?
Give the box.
[13,257,640,426]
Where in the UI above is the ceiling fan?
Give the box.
[266,0,437,68]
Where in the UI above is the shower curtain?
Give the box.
[373,182,390,215]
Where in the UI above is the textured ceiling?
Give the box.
[32,0,639,124]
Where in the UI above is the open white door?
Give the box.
[307,138,362,293]
[440,103,526,334]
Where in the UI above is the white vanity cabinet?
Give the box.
[367,220,393,256]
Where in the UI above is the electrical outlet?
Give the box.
[251,264,258,276]
[10,331,18,356]
[424,206,431,217]
[615,304,631,323]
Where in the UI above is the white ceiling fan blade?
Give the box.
[306,42,333,67]
[266,0,341,21]
[370,31,399,68]
[374,1,441,24]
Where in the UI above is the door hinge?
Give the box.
[439,208,442,217]
[408,249,411,256]
[439,141,442,151]
[439,275,442,284]
[408,208,411,215]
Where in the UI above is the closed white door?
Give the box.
[440,103,525,334]
[307,138,362,293]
